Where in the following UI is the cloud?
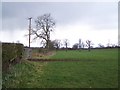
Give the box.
[2,2,117,31]
[51,22,118,47]
[1,2,118,47]
[1,22,118,47]
[1,0,119,2]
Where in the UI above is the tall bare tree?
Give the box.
[64,39,69,52]
[31,13,55,50]
[86,40,93,51]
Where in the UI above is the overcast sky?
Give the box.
[1,1,118,47]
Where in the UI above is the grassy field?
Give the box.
[51,49,118,60]
[3,48,118,88]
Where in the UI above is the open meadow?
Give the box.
[2,2,119,89]
[3,48,118,88]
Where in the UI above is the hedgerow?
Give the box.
[2,43,24,73]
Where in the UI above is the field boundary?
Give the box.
[27,58,94,62]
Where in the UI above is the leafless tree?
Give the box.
[106,39,112,48]
[86,40,93,51]
[72,43,79,50]
[98,43,104,48]
[81,42,85,49]
[78,39,82,51]
[64,39,69,52]
[31,13,55,50]
[111,44,116,47]
[53,39,61,50]
[107,43,110,47]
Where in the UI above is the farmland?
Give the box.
[2,48,118,88]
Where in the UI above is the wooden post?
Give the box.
[28,17,32,48]
[28,17,32,58]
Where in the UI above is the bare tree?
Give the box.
[31,13,55,50]
[64,39,69,52]
[81,42,85,49]
[106,39,112,48]
[111,44,116,47]
[72,43,79,50]
[86,40,93,51]
[53,39,61,50]
[98,43,104,48]
[107,43,110,48]
[78,39,82,51]
[49,40,56,50]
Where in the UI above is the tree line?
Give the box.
[27,13,119,52]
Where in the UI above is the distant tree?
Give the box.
[78,39,82,51]
[49,40,56,50]
[111,44,117,48]
[86,40,93,51]
[64,39,69,52]
[53,39,61,50]
[106,43,110,48]
[98,43,104,48]
[72,43,79,50]
[31,13,55,50]
[106,40,112,48]
[81,42,85,49]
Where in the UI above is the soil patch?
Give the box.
[31,51,56,59]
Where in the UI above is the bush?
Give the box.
[2,43,24,73]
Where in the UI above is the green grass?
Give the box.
[2,60,47,88]
[40,62,118,88]
[51,49,118,61]
[3,48,118,88]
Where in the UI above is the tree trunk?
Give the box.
[66,45,67,52]
[46,39,50,51]
[88,45,91,52]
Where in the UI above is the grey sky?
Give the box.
[2,2,117,30]
[1,2,118,47]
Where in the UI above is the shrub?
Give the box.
[2,43,24,73]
